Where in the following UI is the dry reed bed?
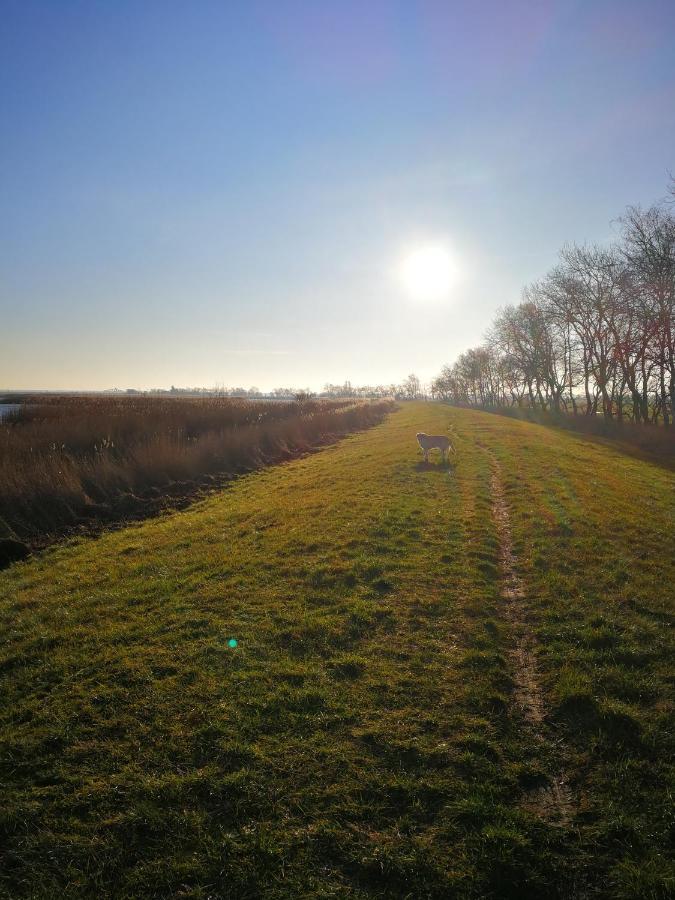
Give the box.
[0,396,395,543]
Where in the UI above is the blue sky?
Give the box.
[2,0,674,390]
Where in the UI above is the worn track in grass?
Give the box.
[488,452,575,828]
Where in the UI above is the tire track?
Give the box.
[487,451,575,828]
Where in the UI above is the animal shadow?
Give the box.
[415,459,455,473]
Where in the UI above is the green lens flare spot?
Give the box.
[228,638,238,649]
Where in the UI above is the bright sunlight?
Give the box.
[400,244,459,302]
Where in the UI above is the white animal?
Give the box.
[416,432,455,463]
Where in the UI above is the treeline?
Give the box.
[322,379,419,399]
[433,183,675,426]
[98,380,415,401]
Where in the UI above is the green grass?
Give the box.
[1,403,673,898]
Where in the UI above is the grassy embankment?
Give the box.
[475,403,675,465]
[0,403,673,898]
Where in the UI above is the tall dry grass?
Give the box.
[0,396,395,541]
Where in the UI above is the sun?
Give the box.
[400,244,458,302]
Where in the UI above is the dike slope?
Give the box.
[1,404,673,899]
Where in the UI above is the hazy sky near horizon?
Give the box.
[2,0,674,391]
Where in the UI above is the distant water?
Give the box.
[0,403,21,420]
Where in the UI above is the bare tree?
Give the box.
[620,205,675,425]
[402,373,422,400]
[433,180,675,426]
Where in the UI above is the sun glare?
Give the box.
[400,244,458,302]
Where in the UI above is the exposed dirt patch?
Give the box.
[488,453,576,828]
[16,470,240,561]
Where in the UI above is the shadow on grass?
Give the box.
[464,404,675,474]
[414,460,456,473]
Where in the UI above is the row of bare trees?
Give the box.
[321,376,423,400]
[433,186,675,425]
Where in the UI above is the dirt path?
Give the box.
[487,452,575,828]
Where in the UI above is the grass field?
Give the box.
[1,403,673,899]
